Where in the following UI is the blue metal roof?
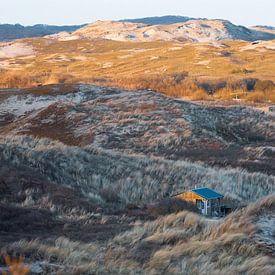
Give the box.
[191,187,224,200]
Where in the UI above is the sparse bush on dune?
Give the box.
[1,255,30,275]
[147,234,273,275]
[254,79,275,92]
[0,70,76,89]
[0,71,37,88]
[147,198,199,217]
[1,237,104,273]
[99,187,121,204]
[214,87,244,100]
[265,90,275,103]
[244,90,268,103]
[188,89,211,100]
[43,74,61,85]
[142,210,207,236]
[113,74,205,99]
[234,193,275,220]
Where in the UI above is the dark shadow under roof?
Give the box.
[191,187,224,200]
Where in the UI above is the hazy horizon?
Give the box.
[1,0,275,27]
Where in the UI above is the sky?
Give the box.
[1,0,275,27]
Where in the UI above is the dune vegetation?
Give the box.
[1,190,274,274]
[0,84,274,273]
[0,17,274,273]
[0,38,274,103]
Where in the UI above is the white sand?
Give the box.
[0,43,34,58]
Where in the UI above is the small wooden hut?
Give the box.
[174,187,224,217]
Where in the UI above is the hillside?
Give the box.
[1,18,274,43]
[0,36,274,103]
[69,19,275,42]
[0,84,274,273]
[252,25,275,35]
[254,25,275,31]
[0,23,85,41]
[119,15,198,25]
[0,84,274,188]
[0,7,275,273]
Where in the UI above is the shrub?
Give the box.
[214,88,233,100]
[2,255,30,275]
[245,91,266,103]
[99,188,121,203]
[0,71,37,88]
[197,80,227,93]
[254,80,275,92]
[147,198,198,217]
[127,203,139,210]
[43,74,60,85]
[265,90,275,103]
[189,89,211,100]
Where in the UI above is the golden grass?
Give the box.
[0,71,36,88]
[2,255,30,275]
[0,38,274,102]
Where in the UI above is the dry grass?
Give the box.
[112,74,275,102]
[0,85,274,207]
[0,83,274,273]
[1,196,274,274]
[0,38,274,102]
[0,71,37,88]
[0,135,274,206]
[1,255,30,275]
[108,195,275,274]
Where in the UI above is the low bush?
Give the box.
[147,198,198,217]
[0,71,37,88]
[189,89,211,100]
[99,187,121,203]
[244,91,266,103]
[112,74,275,103]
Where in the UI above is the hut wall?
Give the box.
[175,191,204,203]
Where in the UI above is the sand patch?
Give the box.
[195,60,211,65]
[241,41,275,51]
[118,54,133,59]
[168,46,183,51]
[0,43,34,58]
[102,62,113,68]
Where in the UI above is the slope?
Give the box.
[0,23,85,41]
[70,19,275,42]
